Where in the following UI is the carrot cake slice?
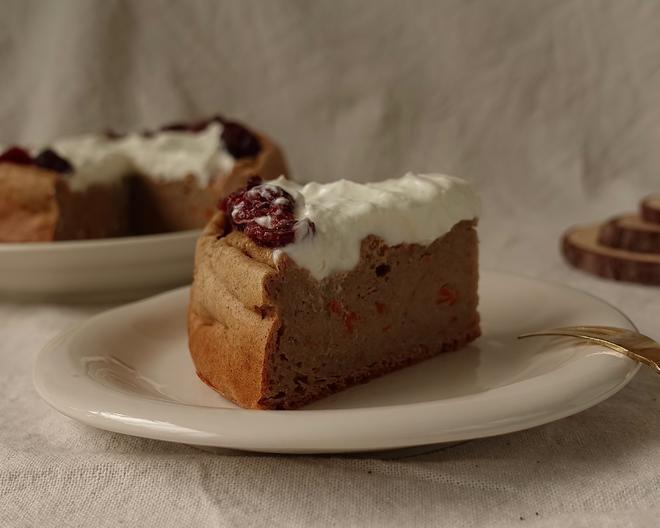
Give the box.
[188,173,481,409]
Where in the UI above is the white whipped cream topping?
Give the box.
[122,123,235,183]
[51,122,235,191]
[271,173,480,280]
[51,136,132,191]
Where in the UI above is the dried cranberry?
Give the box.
[221,179,314,248]
[221,121,261,158]
[34,149,73,174]
[0,146,33,165]
[219,175,262,212]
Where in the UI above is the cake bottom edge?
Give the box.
[197,323,482,411]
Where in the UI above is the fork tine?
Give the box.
[520,326,627,339]
[572,326,622,336]
[518,330,629,353]
[518,329,585,339]
[518,325,660,375]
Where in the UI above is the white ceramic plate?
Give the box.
[0,230,200,302]
[34,271,639,454]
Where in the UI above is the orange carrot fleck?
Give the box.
[344,311,359,333]
[328,299,342,315]
[437,285,458,306]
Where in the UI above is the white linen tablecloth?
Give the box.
[1,1,659,526]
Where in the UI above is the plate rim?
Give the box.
[33,270,641,453]
[0,228,202,253]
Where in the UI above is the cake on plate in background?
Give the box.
[0,116,287,242]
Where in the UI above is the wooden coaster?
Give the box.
[598,214,660,253]
[562,223,660,285]
[641,194,660,224]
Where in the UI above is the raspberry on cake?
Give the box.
[0,116,288,242]
[220,175,315,247]
[188,173,481,410]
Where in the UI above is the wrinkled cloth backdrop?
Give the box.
[1,1,659,527]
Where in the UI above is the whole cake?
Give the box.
[188,173,481,410]
[0,116,287,242]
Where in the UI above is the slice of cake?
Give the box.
[124,117,287,234]
[0,146,131,242]
[188,173,481,410]
[0,116,287,242]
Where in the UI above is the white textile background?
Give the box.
[1,1,659,526]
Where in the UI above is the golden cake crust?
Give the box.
[0,164,61,242]
[187,214,281,407]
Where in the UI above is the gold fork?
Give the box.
[518,326,660,374]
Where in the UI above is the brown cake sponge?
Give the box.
[188,212,480,410]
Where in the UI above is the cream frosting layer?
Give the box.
[271,173,480,280]
[51,122,235,191]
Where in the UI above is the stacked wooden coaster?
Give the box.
[562,193,660,285]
